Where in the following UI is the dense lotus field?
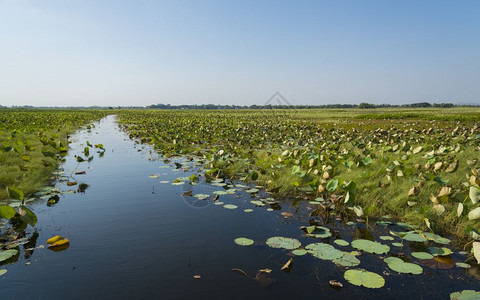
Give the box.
[117,109,480,244]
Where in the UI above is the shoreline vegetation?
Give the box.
[0,110,107,201]
[116,107,480,246]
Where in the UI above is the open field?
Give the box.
[118,108,480,242]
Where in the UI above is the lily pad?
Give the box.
[292,249,307,256]
[224,204,238,210]
[193,194,210,200]
[334,239,349,246]
[303,225,332,239]
[250,200,265,206]
[305,243,343,261]
[352,239,390,254]
[422,232,451,245]
[0,249,18,262]
[244,209,253,213]
[384,257,423,274]
[428,246,453,257]
[403,232,427,243]
[234,237,254,246]
[344,269,385,289]
[266,237,301,250]
[0,269,6,276]
[379,236,394,241]
[450,290,480,300]
[411,252,434,260]
[456,262,471,269]
[333,252,361,267]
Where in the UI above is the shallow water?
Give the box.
[1,116,479,300]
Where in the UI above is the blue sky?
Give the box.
[0,0,479,106]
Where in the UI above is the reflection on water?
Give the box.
[0,115,479,300]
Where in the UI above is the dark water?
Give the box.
[1,116,479,300]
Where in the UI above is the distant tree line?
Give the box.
[0,102,476,110]
[148,102,465,110]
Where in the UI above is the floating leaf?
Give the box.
[333,252,361,267]
[450,290,480,300]
[46,236,70,247]
[305,243,343,260]
[344,269,385,289]
[379,236,394,241]
[334,239,349,246]
[403,232,427,242]
[422,232,451,245]
[223,204,238,210]
[0,269,7,276]
[351,239,390,254]
[0,249,18,262]
[411,252,434,260]
[384,257,423,274]
[303,225,331,238]
[292,249,307,256]
[456,262,471,269]
[234,237,254,246]
[0,205,16,220]
[428,246,453,257]
[244,209,253,213]
[193,194,210,200]
[266,237,301,250]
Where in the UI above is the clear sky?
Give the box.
[1,0,479,107]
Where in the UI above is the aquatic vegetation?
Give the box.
[266,237,301,250]
[384,257,423,274]
[234,237,254,246]
[116,108,480,249]
[343,269,385,289]
[351,239,390,254]
[450,290,480,300]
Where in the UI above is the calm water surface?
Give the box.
[1,116,479,300]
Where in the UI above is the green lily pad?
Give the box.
[333,252,361,267]
[244,209,253,213]
[334,239,349,246]
[428,246,453,256]
[450,290,480,300]
[0,269,6,276]
[292,249,307,256]
[422,232,451,245]
[224,204,238,209]
[0,249,18,262]
[403,232,427,242]
[245,188,259,193]
[411,252,434,260]
[392,242,403,247]
[303,226,332,238]
[352,239,390,254]
[214,201,224,205]
[456,262,471,269]
[305,243,343,260]
[380,236,394,241]
[266,237,301,250]
[250,200,265,206]
[234,237,254,246]
[213,190,229,195]
[344,269,385,289]
[384,257,423,274]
